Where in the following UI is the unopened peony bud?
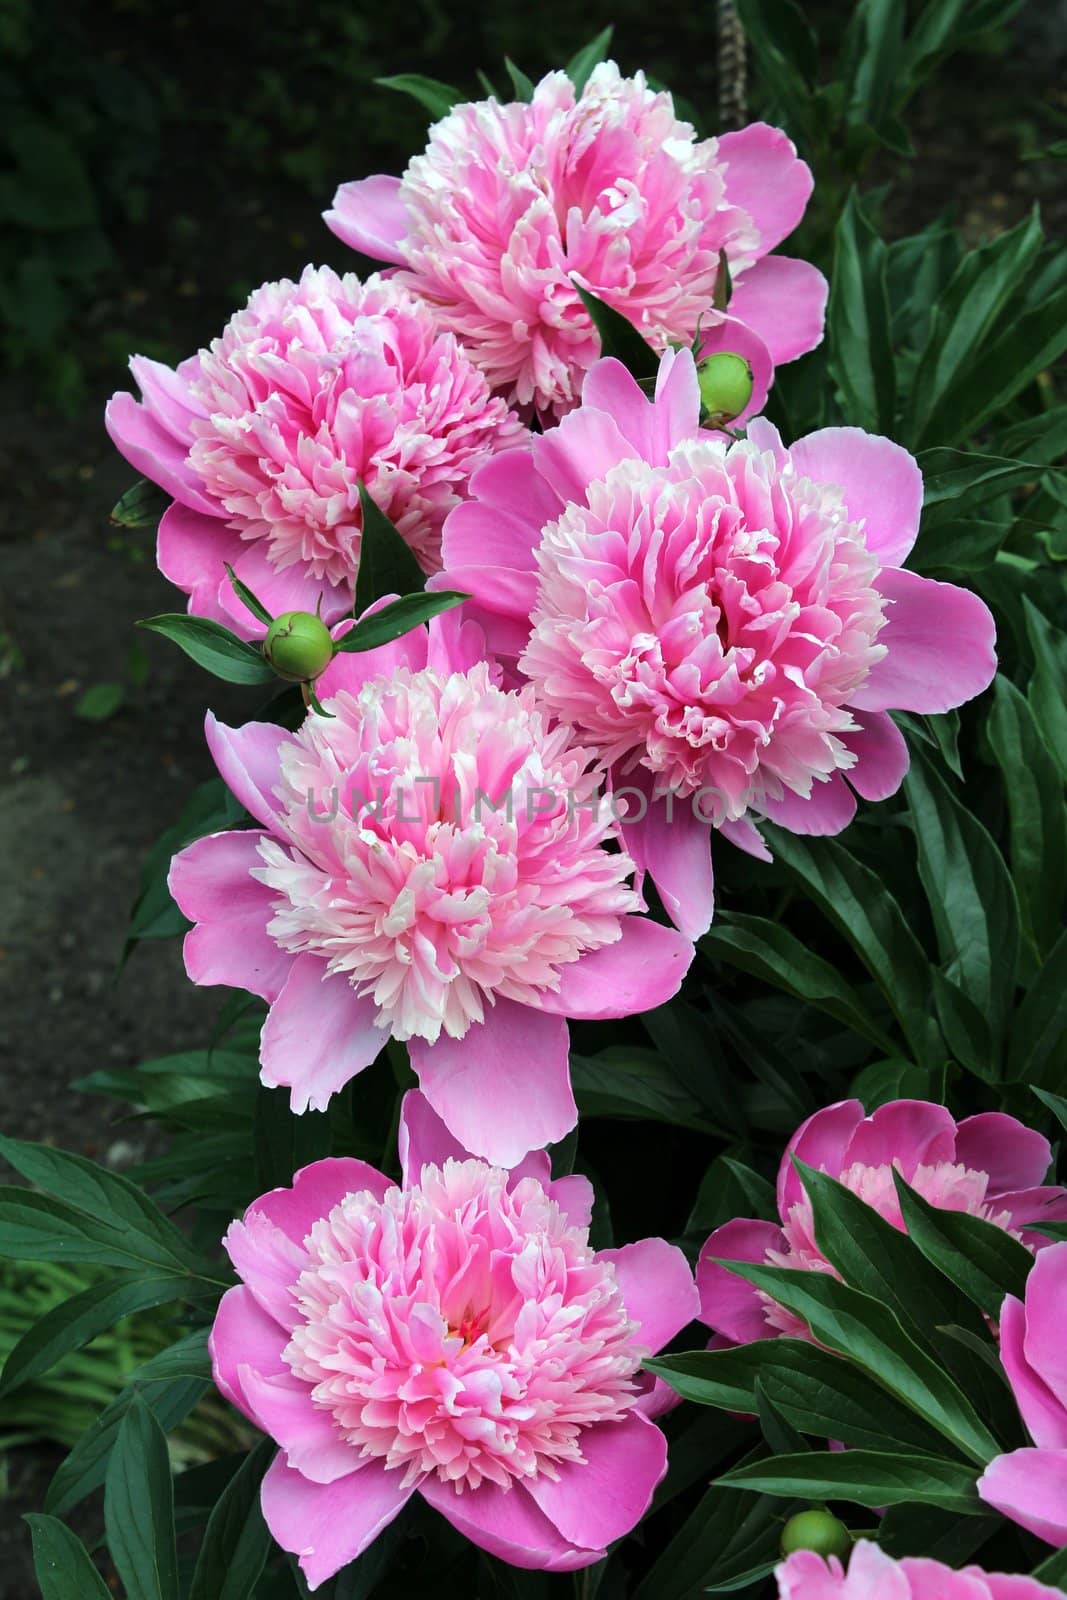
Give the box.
[780,1509,852,1561]
[697,351,753,426]
[263,611,334,682]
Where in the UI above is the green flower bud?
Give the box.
[780,1509,852,1562]
[697,351,754,427]
[262,611,334,682]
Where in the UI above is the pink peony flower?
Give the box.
[168,608,693,1165]
[433,349,997,937]
[698,1099,1067,1345]
[209,1090,699,1587]
[105,267,523,637]
[776,1539,1064,1600]
[977,1240,1067,1547]
[326,64,826,418]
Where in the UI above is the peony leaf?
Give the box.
[504,58,535,102]
[717,1449,982,1514]
[572,281,661,383]
[334,591,467,653]
[138,614,275,685]
[827,188,895,434]
[564,26,614,94]
[25,1515,111,1600]
[105,1393,179,1600]
[374,74,462,121]
[0,1276,180,1399]
[353,480,426,615]
[988,674,1067,961]
[110,477,171,529]
[188,1439,274,1600]
[892,1169,1034,1317]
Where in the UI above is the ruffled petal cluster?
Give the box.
[438,350,997,936]
[327,65,826,417]
[978,1240,1067,1547]
[209,1092,699,1588]
[698,1099,1067,1345]
[776,1540,1065,1600]
[105,267,523,633]
[169,610,693,1164]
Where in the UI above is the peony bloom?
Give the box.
[105,267,523,636]
[168,609,693,1165]
[776,1539,1064,1600]
[698,1099,1067,1344]
[978,1240,1067,1547]
[434,349,997,937]
[209,1090,699,1587]
[326,64,826,419]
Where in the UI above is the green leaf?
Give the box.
[570,1047,723,1134]
[138,615,274,685]
[918,448,1048,530]
[334,591,467,653]
[254,1085,332,1192]
[26,1514,111,1600]
[988,675,1067,958]
[717,1449,981,1513]
[1010,927,1067,1086]
[105,1392,179,1600]
[851,1056,943,1110]
[224,563,273,626]
[0,1135,201,1275]
[74,682,125,721]
[110,478,171,529]
[572,282,660,383]
[189,1439,274,1600]
[504,58,535,102]
[0,1274,179,1397]
[909,209,1043,447]
[841,0,905,139]
[904,754,1019,1060]
[827,189,895,434]
[47,1331,211,1516]
[374,74,461,120]
[701,915,897,1050]
[764,829,940,1066]
[1033,1085,1067,1135]
[685,1154,776,1238]
[650,1338,950,1454]
[1033,1545,1067,1586]
[564,26,614,94]
[715,1259,1000,1464]
[880,1502,1000,1565]
[892,1170,1033,1318]
[933,282,1067,446]
[353,481,426,614]
[931,968,993,1077]
[0,1187,192,1273]
[1024,599,1067,783]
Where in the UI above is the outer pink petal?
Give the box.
[843,1099,958,1178]
[157,502,243,602]
[425,603,494,677]
[757,772,857,836]
[205,711,292,831]
[1022,1242,1067,1413]
[525,1411,667,1551]
[999,1293,1067,1449]
[778,1100,866,1218]
[788,428,923,570]
[419,1476,600,1571]
[652,347,703,453]
[580,358,659,462]
[727,257,828,366]
[248,1157,392,1247]
[222,1210,309,1329]
[983,1579,1067,1600]
[776,1548,851,1600]
[999,1188,1067,1249]
[209,1285,290,1423]
[531,405,636,506]
[625,792,715,940]
[127,354,206,440]
[955,1114,1052,1196]
[261,1453,416,1590]
[599,1238,699,1354]
[323,176,409,264]
[398,1089,470,1185]
[316,606,429,698]
[695,315,772,425]
[977,1449,1067,1547]
[851,568,997,715]
[720,816,772,863]
[632,1374,685,1420]
[260,956,389,1114]
[537,917,694,1020]
[409,1000,575,1167]
[441,447,558,582]
[698,1218,787,1343]
[718,123,814,254]
[105,392,220,517]
[840,710,910,803]
[169,830,293,1002]
[239,1367,359,1483]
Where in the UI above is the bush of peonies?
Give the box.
[9,21,1067,1600]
